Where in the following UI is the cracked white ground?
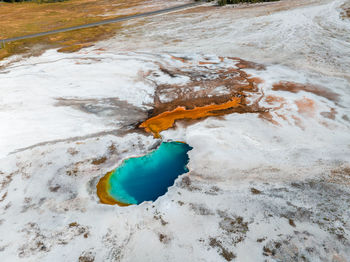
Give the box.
[0,0,350,261]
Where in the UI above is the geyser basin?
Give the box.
[97,142,192,206]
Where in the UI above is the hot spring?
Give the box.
[97,141,192,206]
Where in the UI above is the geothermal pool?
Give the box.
[97,142,192,205]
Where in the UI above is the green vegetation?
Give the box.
[218,0,279,6]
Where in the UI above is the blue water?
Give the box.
[108,142,192,205]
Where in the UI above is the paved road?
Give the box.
[1,1,203,44]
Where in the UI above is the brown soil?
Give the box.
[259,112,280,126]
[272,81,339,102]
[229,57,266,70]
[140,58,267,137]
[341,3,350,18]
[295,98,316,117]
[346,8,350,18]
[320,108,337,120]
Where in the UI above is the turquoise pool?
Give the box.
[107,142,192,205]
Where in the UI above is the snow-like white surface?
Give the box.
[0,51,158,157]
[0,0,350,261]
[102,0,350,78]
